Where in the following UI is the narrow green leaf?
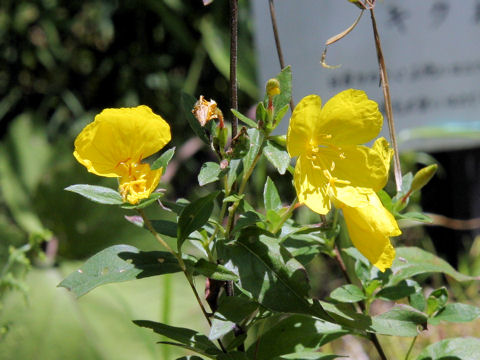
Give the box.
[256,101,267,123]
[223,194,245,203]
[151,147,176,170]
[264,177,282,211]
[263,140,290,175]
[227,159,242,191]
[198,162,224,186]
[395,211,432,223]
[389,247,480,285]
[177,191,220,250]
[58,245,184,297]
[242,128,264,173]
[231,109,257,128]
[65,184,123,205]
[181,92,209,144]
[416,337,480,360]
[133,320,222,357]
[429,303,480,325]
[330,284,366,303]
[273,104,290,124]
[193,259,239,281]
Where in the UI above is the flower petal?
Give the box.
[294,154,331,214]
[287,95,322,157]
[321,137,393,193]
[338,190,401,272]
[317,89,382,146]
[74,106,171,177]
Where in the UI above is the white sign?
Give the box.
[253,0,480,151]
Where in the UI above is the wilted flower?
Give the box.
[74,105,171,204]
[192,95,223,127]
[287,89,401,271]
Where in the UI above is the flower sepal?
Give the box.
[120,191,165,210]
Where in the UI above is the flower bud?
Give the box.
[410,164,438,192]
[266,78,281,97]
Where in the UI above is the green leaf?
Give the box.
[177,191,220,250]
[218,234,327,319]
[407,280,426,312]
[265,66,292,116]
[193,259,239,281]
[264,177,282,211]
[426,287,448,316]
[181,92,209,144]
[320,302,427,336]
[375,280,417,301]
[217,353,249,360]
[198,162,225,186]
[226,159,242,191]
[242,128,264,174]
[429,303,480,325]
[263,140,290,175]
[133,320,222,357]
[58,245,184,297]
[256,101,267,123]
[416,337,480,360]
[246,314,347,359]
[65,184,123,205]
[120,192,164,209]
[150,220,178,238]
[371,306,428,336]
[231,109,257,128]
[275,353,343,360]
[273,104,290,125]
[150,147,176,170]
[395,212,432,223]
[329,284,366,303]
[388,247,480,285]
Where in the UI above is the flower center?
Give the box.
[116,158,150,204]
[323,169,351,197]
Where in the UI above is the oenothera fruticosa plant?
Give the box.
[60,67,480,359]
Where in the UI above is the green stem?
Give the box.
[405,336,417,360]
[333,238,387,360]
[139,211,211,324]
[272,197,298,234]
[225,149,263,237]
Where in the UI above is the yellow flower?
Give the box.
[74,105,171,204]
[287,89,401,271]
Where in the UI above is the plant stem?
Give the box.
[268,0,295,110]
[369,7,402,192]
[334,243,387,360]
[405,335,417,360]
[225,149,264,237]
[230,0,239,138]
[138,209,227,352]
[271,197,298,234]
